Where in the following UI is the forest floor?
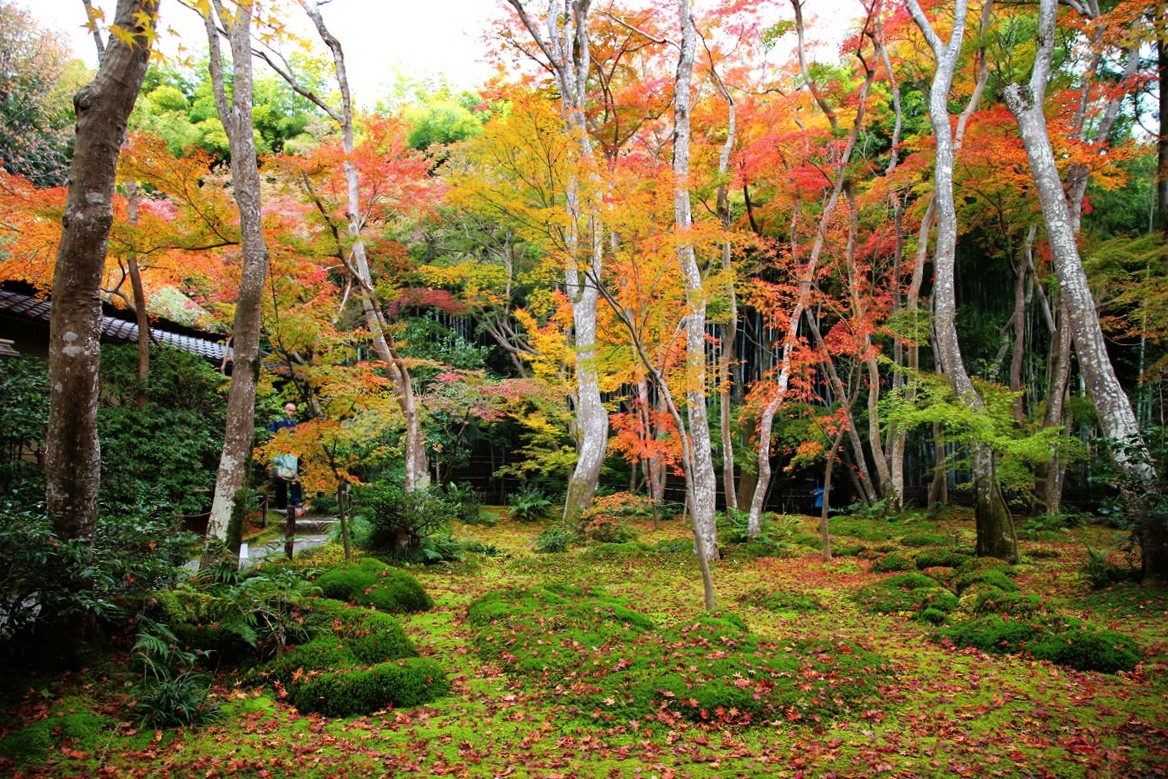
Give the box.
[2,509,1167,778]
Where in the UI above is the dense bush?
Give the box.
[899,532,949,548]
[938,614,1140,673]
[940,615,1040,654]
[254,598,446,716]
[0,508,196,660]
[354,481,457,557]
[1028,626,1141,673]
[533,525,574,553]
[954,568,1019,595]
[314,558,433,613]
[914,548,971,569]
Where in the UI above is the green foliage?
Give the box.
[741,588,825,614]
[468,586,889,726]
[444,482,487,524]
[131,618,218,728]
[508,484,555,522]
[533,525,574,553]
[1017,512,1076,541]
[0,355,50,506]
[0,508,196,659]
[98,345,228,516]
[354,481,456,557]
[881,369,1085,502]
[939,615,1039,654]
[255,598,445,717]
[313,558,433,613]
[872,551,916,573]
[1082,546,1132,589]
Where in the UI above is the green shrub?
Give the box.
[1082,547,1131,589]
[288,658,449,717]
[833,543,869,557]
[872,551,915,573]
[354,482,455,556]
[311,598,417,664]
[533,526,574,553]
[508,484,554,522]
[741,588,824,614]
[444,482,486,524]
[131,618,218,728]
[1029,627,1141,674]
[917,607,948,625]
[954,568,1019,595]
[314,558,433,613]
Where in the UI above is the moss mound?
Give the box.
[469,586,889,726]
[287,658,449,718]
[855,572,958,616]
[872,551,916,573]
[314,557,433,613]
[741,588,825,614]
[939,615,1141,674]
[254,598,445,715]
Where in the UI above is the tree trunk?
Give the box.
[673,0,719,562]
[300,2,431,492]
[42,0,156,663]
[125,181,151,409]
[1004,0,1160,574]
[908,0,1016,560]
[505,0,608,526]
[204,1,271,554]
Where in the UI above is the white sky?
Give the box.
[23,0,504,101]
[24,0,862,103]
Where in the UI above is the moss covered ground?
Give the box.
[1,510,1166,777]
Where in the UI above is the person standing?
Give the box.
[269,402,302,510]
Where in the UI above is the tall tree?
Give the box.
[1003,0,1163,576]
[42,0,156,660]
[261,0,431,492]
[202,0,273,554]
[504,0,609,525]
[908,0,1017,561]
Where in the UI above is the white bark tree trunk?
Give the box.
[1003,0,1159,571]
[204,1,272,550]
[505,0,608,524]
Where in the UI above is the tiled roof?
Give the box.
[0,289,230,363]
